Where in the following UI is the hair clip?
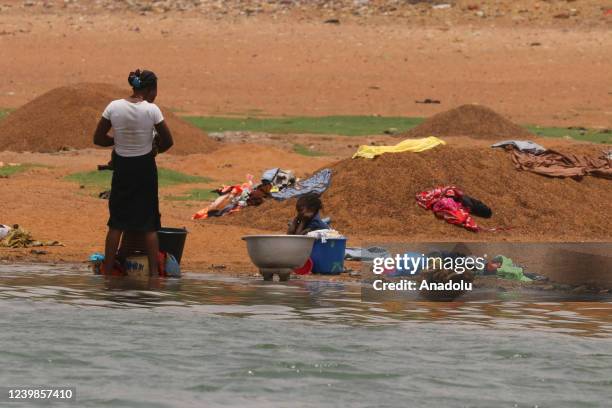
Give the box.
[131,76,142,88]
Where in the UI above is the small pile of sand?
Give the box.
[404,104,534,140]
[217,144,612,241]
[0,83,217,155]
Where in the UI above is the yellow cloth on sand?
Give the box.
[352,136,446,159]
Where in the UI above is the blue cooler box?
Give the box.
[311,238,347,275]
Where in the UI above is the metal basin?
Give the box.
[242,235,316,280]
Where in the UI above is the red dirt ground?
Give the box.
[216,138,612,241]
[404,104,535,139]
[0,83,217,154]
[0,3,611,128]
[0,143,333,276]
[1,2,611,286]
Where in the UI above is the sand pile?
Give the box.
[405,104,534,140]
[0,83,216,155]
[218,144,612,241]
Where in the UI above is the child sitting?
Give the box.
[287,194,329,235]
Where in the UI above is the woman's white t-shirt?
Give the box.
[102,99,164,157]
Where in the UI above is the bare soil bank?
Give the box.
[218,140,612,241]
[0,83,216,154]
[1,7,611,127]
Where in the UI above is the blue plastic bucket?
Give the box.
[310,238,347,275]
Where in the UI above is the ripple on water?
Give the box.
[1,264,612,407]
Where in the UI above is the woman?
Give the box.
[93,69,174,276]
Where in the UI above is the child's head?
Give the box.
[296,194,323,217]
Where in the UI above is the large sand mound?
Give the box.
[0,83,217,155]
[217,144,611,241]
[405,104,534,140]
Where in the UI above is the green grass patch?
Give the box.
[65,169,212,189]
[184,115,424,137]
[65,170,112,188]
[184,114,611,144]
[165,188,219,202]
[292,144,326,157]
[527,126,611,144]
[157,169,212,186]
[0,109,9,121]
[0,163,45,177]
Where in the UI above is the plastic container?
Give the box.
[124,255,150,278]
[158,227,188,264]
[310,238,347,275]
[118,232,145,256]
[293,257,313,275]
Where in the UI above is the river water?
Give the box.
[1,264,611,407]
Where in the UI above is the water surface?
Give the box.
[1,264,611,407]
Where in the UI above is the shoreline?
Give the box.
[2,258,610,297]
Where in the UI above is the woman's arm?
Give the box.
[93,117,114,147]
[154,121,174,153]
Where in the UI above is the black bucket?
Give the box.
[158,227,188,264]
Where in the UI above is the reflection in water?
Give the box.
[1,263,611,338]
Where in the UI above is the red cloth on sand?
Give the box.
[416,186,479,232]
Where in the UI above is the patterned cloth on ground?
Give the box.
[270,169,332,201]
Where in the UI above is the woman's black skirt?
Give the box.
[108,150,161,232]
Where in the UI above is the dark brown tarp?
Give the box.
[510,149,612,180]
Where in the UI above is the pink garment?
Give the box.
[416,186,479,232]
[432,197,461,213]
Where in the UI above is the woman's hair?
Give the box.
[128,69,157,90]
[296,194,323,212]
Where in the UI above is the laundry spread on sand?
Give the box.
[487,255,532,282]
[262,168,296,192]
[0,225,63,248]
[345,246,390,261]
[416,186,494,232]
[246,182,273,207]
[192,175,256,220]
[192,169,331,219]
[493,141,612,179]
[306,229,344,242]
[192,173,278,220]
[491,140,546,155]
[508,149,612,180]
[352,136,446,159]
[270,169,332,201]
